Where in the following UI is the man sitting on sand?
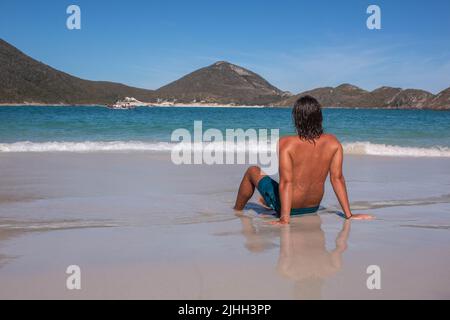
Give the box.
[234,96,373,225]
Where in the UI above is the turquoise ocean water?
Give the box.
[0,106,449,156]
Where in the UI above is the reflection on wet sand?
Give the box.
[349,193,450,210]
[0,228,22,268]
[239,214,350,299]
[0,218,119,269]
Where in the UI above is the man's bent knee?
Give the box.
[246,166,261,175]
[246,166,266,185]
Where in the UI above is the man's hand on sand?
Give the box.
[337,212,374,220]
[349,213,374,220]
[268,219,290,226]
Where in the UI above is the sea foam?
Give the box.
[342,141,450,157]
[0,140,449,157]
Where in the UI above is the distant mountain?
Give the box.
[0,38,448,109]
[0,39,155,104]
[426,88,450,110]
[278,84,370,108]
[155,61,290,105]
[277,84,450,109]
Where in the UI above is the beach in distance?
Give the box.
[0,106,449,299]
[2,103,449,110]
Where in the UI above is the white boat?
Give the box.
[107,97,144,109]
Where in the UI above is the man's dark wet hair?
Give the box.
[292,95,323,142]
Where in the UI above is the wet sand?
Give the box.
[0,152,450,299]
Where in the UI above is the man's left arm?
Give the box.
[274,144,293,225]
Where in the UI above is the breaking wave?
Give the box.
[342,141,450,157]
[0,140,449,157]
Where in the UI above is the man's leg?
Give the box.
[234,166,267,210]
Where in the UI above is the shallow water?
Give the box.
[0,106,449,156]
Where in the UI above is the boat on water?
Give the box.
[107,97,145,110]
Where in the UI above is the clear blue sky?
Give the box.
[1,0,449,93]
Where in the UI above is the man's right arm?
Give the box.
[330,142,374,220]
[330,143,353,219]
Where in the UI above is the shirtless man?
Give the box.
[234,95,373,225]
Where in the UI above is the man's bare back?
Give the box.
[278,133,340,209]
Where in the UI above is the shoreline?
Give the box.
[0,103,266,108]
[1,103,449,111]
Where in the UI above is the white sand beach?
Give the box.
[0,152,450,299]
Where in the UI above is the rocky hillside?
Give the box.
[0,39,156,104]
[426,88,450,110]
[155,61,290,105]
[277,84,449,109]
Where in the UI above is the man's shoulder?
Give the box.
[279,134,342,149]
[278,136,299,155]
[279,135,298,147]
[279,135,297,142]
[321,134,342,153]
[321,133,340,144]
